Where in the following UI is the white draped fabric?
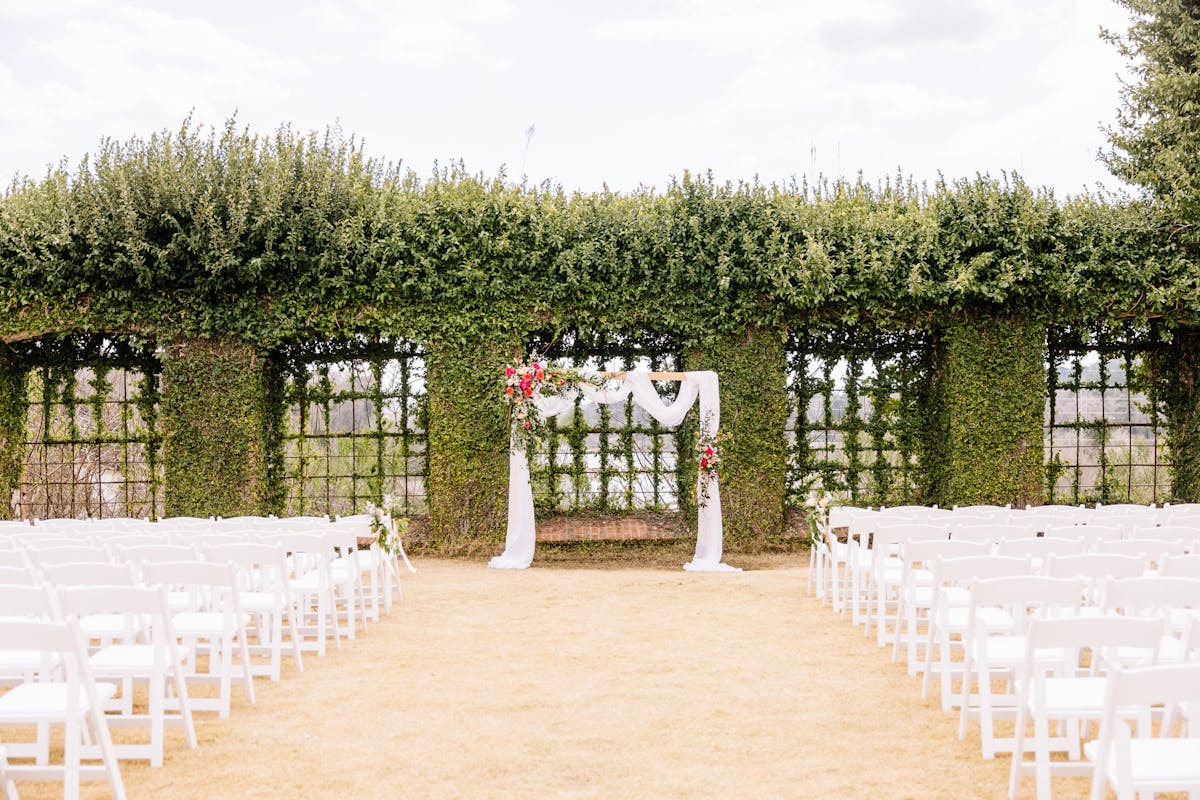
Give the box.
[488,370,739,572]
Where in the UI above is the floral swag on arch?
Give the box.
[490,357,739,572]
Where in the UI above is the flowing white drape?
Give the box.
[488,370,738,572]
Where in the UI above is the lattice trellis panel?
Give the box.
[21,336,162,520]
[278,337,427,517]
[786,330,929,507]
[526,331,685,513]
[1045,325,1167,505]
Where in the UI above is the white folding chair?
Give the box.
[862,521,948,645]
[0,617,126,800]
[58,585,198,767]
[204,541,305,681]
[0,583,63,767]
[1008,614,1164,800]
[813,506,869,612]
[142,560,256,719]
[1085,661,1200,800]
[920,555,1033,710]
[890,538,988,673]
[957,575,1085,758]
[271,532,341,656]
[325,524,367,637]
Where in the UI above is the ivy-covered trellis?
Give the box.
[275,336,427,517]
[1,119,1199,551]
[12,335,161,520]
[786,326,931,508]
[1045,324,1167,505]
[526,330,684,514]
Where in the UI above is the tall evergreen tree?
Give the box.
[1104,0,1200,242]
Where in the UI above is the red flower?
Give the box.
[532,362,541,370]
[505,386,514,395]
[535,369,545,380]
[700,458,709,468]
[525,421,532,429]
[524,387,533,397]
[505,366,516,377]
[705,447,714,457]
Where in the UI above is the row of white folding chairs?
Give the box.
[4,514,405,620]
[813,510,1198,625]
[812,548,1200,800]
[879,539,1199,659]
[4,518,401,626]
[0,566,261,798]
[941,576,1200,800]
[4,538,363,658]
[0,611,128,799]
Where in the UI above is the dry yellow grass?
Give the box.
[14,552,1098,800]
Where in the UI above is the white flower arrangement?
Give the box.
[803,485,834,547]
[365,494,407,556]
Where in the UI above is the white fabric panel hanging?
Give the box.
[488,370,738,572]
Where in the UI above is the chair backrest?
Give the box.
[142,560,241,614]
[0,550,28,569]
[58,584,176,644]
[948,522,1032,545]
[1023,614,1165,676]
[203,542,291,595]
[26,544,113,566]
[902,538,988,568]
[932,554,1033,586]
[1018,505,1089,531]
[117,543,200,566]
[1158,553,1200,579]
[0,582,60,618]
[967,576,1085,639]
[1101,576,1200,617]
[1127,523,1194,540]
[995,536,1087,560]
[1044,552,1146,581]
[0,564,36,585]
[0,616,94,681]
[40,561,138,587]
[1043,523,1124,544]
[1094,537,1189,561]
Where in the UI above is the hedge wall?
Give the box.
[2,119,1199,540]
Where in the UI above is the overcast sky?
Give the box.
[0,0,1137,198]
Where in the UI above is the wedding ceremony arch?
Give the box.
[488,370,739,572]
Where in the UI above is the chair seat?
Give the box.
[0,650,60,674]
[80,613,141,640]
[1038,676,1106,715]
[173,611,232,637]
[0,681,117,721]
[238,591,280,612]
[90,643,189,673]
[1085,738,1200,785]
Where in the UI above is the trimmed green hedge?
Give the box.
[161,337,274,517]
[937,313,1046,507]
[1,119,1197,538]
